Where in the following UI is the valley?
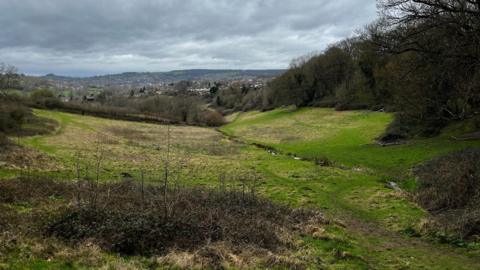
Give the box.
[2,107,480,269]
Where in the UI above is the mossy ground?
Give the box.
[1,108,480,269]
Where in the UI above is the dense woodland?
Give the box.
[214,0,480,139]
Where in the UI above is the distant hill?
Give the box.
[43,69,285,86]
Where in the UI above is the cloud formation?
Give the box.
[0,0,377,76]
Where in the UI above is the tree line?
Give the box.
[28,90,225,127]
[213,0,480,139]
[0,73,225,140]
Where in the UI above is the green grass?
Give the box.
[220,107,480,269]
[3,108,480,269]
[221,107,480,227]
[0,169,19,179]
[12,109,250,183]
[221,107,480,174]
[248,149,424,233]
[20,109,81,154]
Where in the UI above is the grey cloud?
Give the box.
[0,0,377,76]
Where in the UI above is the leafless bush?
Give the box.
[0,102,29,133]
[197,109,226,127]
[414,148,480,238]
[0,178,74,205]
[51,95,226,127]
[0,177,327,269]
[44,183,326,256]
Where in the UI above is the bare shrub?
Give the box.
[0,101,56,137]
[44,182,327,255]
[0,102,29,133]
[198,109,226,127]
[414,148,480,238]
[0,178,73,205]
[0,178,328,268]
[49,96,226,127]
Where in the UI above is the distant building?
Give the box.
[84,95,96,102]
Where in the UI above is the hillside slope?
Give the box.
[220,107,480,268]
[43,69,285,86]
[1,108,479,269]
[221,107,480,175]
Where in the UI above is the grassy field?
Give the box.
[220,107,480,269]
[4,109,251,185]
[1,108,480,269]
[221,107,480,175]
[221,107,480,228]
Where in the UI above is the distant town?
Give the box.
[37,69,284,102]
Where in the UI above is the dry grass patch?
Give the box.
[0,143,61,171]
[105,126,148,141]
[19,110,248,181]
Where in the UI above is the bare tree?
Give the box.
[0,63,20,98]
[160,124,172,218]
[74,150,84,205]
[155,123,198,218]
[376,0,480,122]
[378,0,480,59]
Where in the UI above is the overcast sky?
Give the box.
[0,0,378,77]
